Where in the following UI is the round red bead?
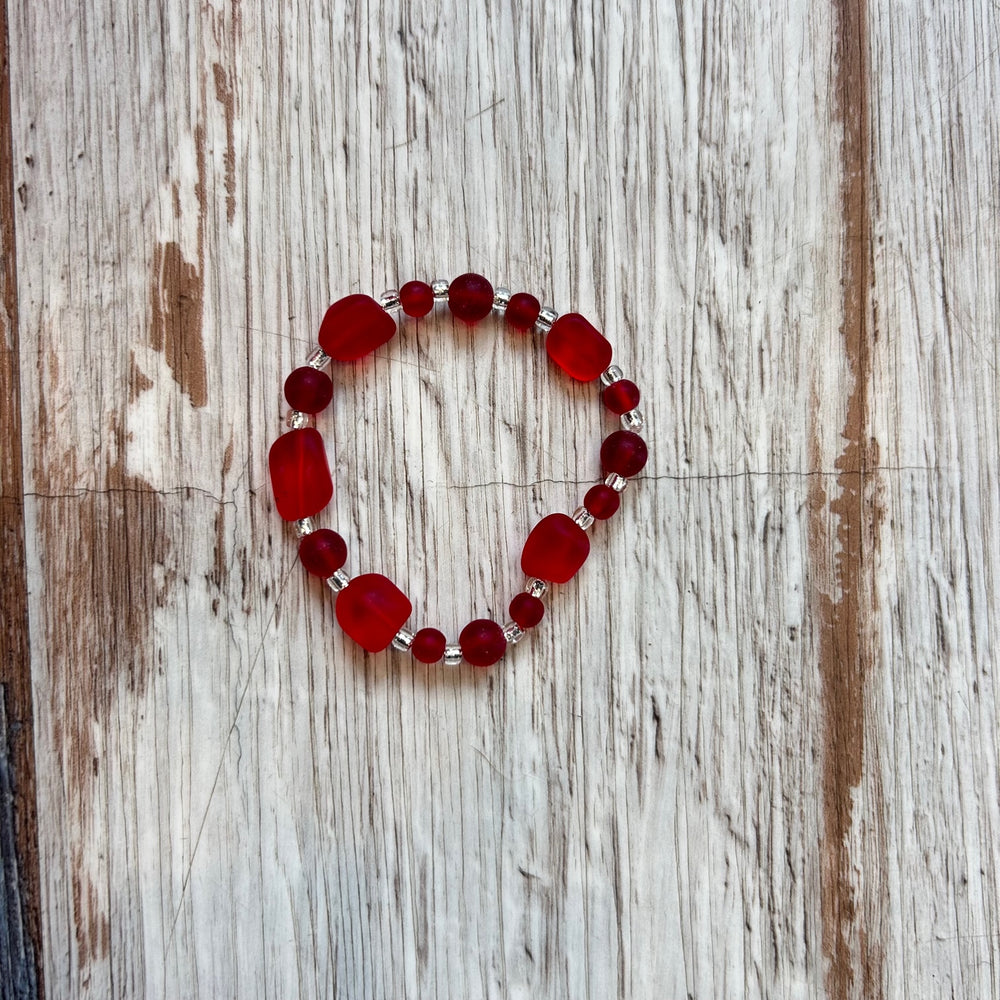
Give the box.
[412,627,447,664]
[459,618,507,667]
[602,379,640,415]
[284,366,333,413]
[399,280,435,317]
[298,529,347,577]
[268,428,334,521]
[520,512,591,583]
[584,484,621,519]
[509,593,544,629]
[448,273,494,323]
[505,292,541,331]
[545,313,613,382]
[335,573,413,653]
[600,430,648,477]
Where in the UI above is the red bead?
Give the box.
[459,619,507,667]
[600,430,648,477]
[509,593,544,629]
[335,573,412,653]
[399,280,435,317]
[546,313,613,382]
[584,484,620,519]
[505,292,540,331]
[268,428,333,521]
[412,627,447,663]
[318,294,397,361]
[298,529,347,577]
[520,513,591,584]
[448,273,494,323]
[284,366,334,413]
[602,379,640,415]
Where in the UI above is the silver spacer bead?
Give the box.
[605,473,628,492]
[431,279,450,300]
[502,621,525,644]
[525,578,548,598]
[621,408,645,431]
[443,643,463,666]
[600,365,625,387]
[391,627,415,652]
[378,289,401,313]
[294,517,315,539]
[307,346,330,369]
[572,506,595,530]
[287,410,312,430]
[325,570,351,593]
[492,287,512,314]
[535,306,558,334]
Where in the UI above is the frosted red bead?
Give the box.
[412,627,447,663]
[448,273,494,323]
[505,292,541,331]
[298,529,347,577]
[284,366,334,413]
[584,484,620,520]
[509,593,544,629]
[335,573,413,653]
[399,280,435,317]
[602,378,640,415]
[459,619,507,667]
[520,512,591,584]
[268,428,334,521]
[545,313,613,382]
[600,430,648,478]
[318,293,397,362]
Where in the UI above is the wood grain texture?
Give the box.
[5,1,999,997]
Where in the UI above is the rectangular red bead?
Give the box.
[268,427,333,520]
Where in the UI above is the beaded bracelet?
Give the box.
[268,272,647,667]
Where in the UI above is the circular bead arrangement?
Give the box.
[269,273,648,668]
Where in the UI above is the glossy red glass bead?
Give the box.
[509,593,545,629]
[318,293,397,361]
[335,573,413,653]
[399,280,435,318]
[298,529,347,577]
[459,619,507,667]
[268,428,334,521]
[505,292,541,331]
[584,484,620,519]
[545,313,613,382]
[600,430,648,477]
[412,627,447,664]
[448,273,494,323]
[520,512,591,584]
[284,366,334,413]
[602,378,640,415]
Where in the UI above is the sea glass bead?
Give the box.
[335,573,413,653]
[399,280,435,317]
[459,619,507,667]
[268,428,333,521]
[509,593,545,629]
[318,294,397,361]
[448,273,494,323]
[600,430,648,478]
[412,628,447,664]
[298,529,347,577]
[545,313,613,382]
[284,366,334,413]
[602,379,640,415]
[520,513,590,583]
[506,292,541,331]
[584,484,621,520]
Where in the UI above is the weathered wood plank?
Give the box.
[6,0,999,997]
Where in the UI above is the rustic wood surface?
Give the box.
[2,1,998,997]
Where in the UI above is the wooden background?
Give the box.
[2,1,998,997]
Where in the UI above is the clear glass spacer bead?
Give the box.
[605,472,628,492]
[294,517,315,538]
[307,346,330,369]
[525,578,548,598]
[287,410,312,430]
[600,365,625,387]
[492,287,511,314]
[502,621,525,644]
[535,306,558,334]
[379,289,401,312]
[443,643,462,666]
[572,506,595,530]
[431,279,450,300]
[621,408,645,431]
[391,627,415,651]
[325,570,350,593]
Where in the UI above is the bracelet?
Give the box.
[268,272,648,668]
